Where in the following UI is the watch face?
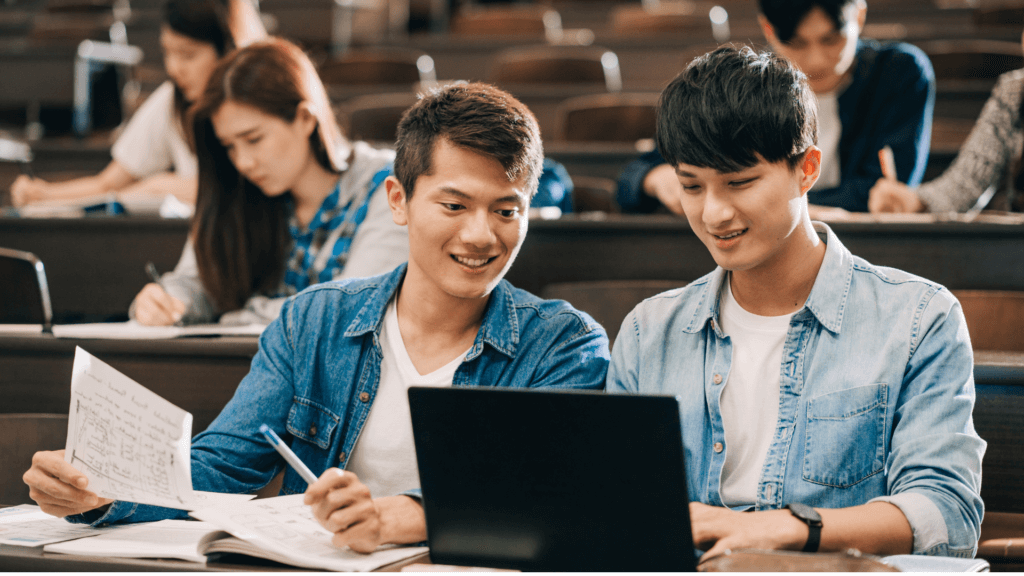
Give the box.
[787,502,822,523]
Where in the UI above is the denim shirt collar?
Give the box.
[683,222,853,336]
[343,263,520,358]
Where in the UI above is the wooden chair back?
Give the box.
[570,175,620,214]
[489,45,622,91]
[339,92,418,144]
[609,2,709,37]
[319,49,435,87]
[555,92,659,142]
[0,414,68,506]
[953,290,1024,352]
[0,247,52,330]
[450,5,561,38]
[541,280,683,343]
[918,40,1024,81]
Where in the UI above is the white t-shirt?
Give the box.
[718,275,794,507]
[344,298,469,498]
[814,90,841,190]
[111,81,197,179]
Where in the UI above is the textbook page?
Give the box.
[0,504,123,547]
[53,321,265,339]
[190,495,429,571]
[43,519,226,563]
[64,347,194,509]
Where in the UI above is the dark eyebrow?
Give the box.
[675,168,696,178]
[220,127,260,143]
[440,187,526,206]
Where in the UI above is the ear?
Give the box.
[758,14,777,44]
[799,146,822,196]
[855,0,867,31]
[295,102,318,138]
[385,176,409,226]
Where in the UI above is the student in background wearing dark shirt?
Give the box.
[618,0,934,215]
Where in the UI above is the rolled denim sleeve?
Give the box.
[876,288,985,557]
[68,302,301,527]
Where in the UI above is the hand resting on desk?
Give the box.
[133,283,187,326]
[304,468,426,553]
[869,178,924,213]
[23,449,113,518]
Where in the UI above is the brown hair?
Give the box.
[394,82,544,198]
[190,37,350,313]
[164,0,266,140]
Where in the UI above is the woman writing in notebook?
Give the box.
[869,28,1024,213]
[131,38,408,326]
[10,0,265,208]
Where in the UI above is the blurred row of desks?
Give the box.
[0,214,1022,322]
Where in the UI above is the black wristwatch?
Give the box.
[785,502,822,553]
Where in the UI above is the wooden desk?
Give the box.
[0,216,188,322]
[0,541,427,571]
[504,215,1024,295]
[0,333,258,434]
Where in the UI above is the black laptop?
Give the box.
[409,386,696,572]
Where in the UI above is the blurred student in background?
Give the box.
[870,29,1024,214]
[132,38,408,326]
[11,0,265,208]
[618,0,934,215]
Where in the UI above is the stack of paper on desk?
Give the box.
[41,498,427,570]
[190,495,429,571]
[0,505,124,547]
[52,321,265,339]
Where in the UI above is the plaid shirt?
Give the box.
[281,165,392,296]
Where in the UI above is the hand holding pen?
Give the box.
[868,145,924,214]
[133,262,187,326]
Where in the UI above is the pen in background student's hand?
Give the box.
[145,261,184,326]
[878,145,897,180]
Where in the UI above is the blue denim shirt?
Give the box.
[74,264,610,526]
[607,223,985,558]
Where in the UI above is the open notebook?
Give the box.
[43,495,427,571]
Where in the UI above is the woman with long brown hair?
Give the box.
[131,37,408,325]
[11,0,265,208]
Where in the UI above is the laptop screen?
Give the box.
[409,386,695,572]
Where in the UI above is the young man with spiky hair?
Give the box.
[619,0,934,215]
[24,82,610,550]
[607,46,982,560]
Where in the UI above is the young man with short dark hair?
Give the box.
[608,46,982,559]
[619,0,934,215]
[23,82,610,551]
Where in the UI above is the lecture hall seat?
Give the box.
[449,4,562,39]
[339,92,418,144]
[554,92,659,143]
[489,45,623,92]
[318,48,437,88]
[953,290,1024,353]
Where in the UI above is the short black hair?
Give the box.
[759,0,858,43]
[394,82,544,199]
[655,45,817,173]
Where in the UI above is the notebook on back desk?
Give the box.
[409,386,696,572]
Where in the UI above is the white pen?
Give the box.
[260,423,319,485]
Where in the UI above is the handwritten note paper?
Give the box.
[0,504,123,546]
[64,347,194,509]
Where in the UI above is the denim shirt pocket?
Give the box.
[803,383,887,488]
[286,397,341,450]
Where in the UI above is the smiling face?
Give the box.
[761,4,863,94]
[210,100,317,197]
[160,27,220,103]
[676,151,820,274]
[388,139,531,303]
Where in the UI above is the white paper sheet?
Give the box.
[64,347,194,509]
[190,495,428,571]
[0,505,123,547]
[43,519,223,563]
[52,321,265,340]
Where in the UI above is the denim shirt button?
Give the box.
[713,442,723,453]
[359,392,370,402]
[309,424,317,437]
[713,374,723,385]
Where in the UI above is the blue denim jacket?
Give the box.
[607,223,985,558]
[75,264,610,526]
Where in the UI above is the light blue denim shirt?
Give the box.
[73,264,610,526]
[607,223,985,558]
